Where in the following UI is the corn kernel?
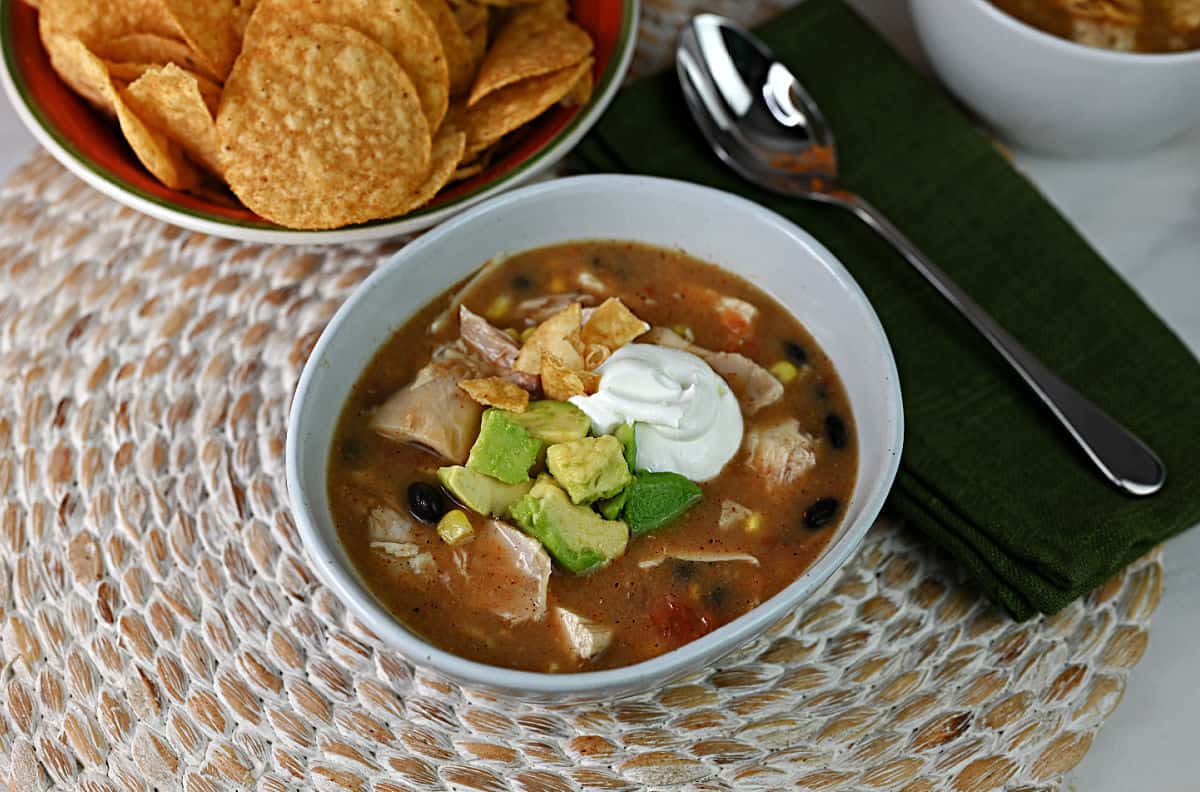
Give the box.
[671,324,695,342]
[436,509,474,546]
[549,276,566,293]
[746,512,762,533]
[503,327,520,341]
[520,326,537,343]
[770,360,798,384]
[485,294,511,320]
[689,582,701,601]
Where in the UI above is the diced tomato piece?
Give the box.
[650,596,716,647]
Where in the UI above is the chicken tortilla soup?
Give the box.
[328,242,858,672]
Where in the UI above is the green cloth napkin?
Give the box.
[573,0,1200,619]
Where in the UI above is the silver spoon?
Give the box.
[677,14,1166,497]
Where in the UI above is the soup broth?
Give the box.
[328,242,858,672]
[991,0,1200,53]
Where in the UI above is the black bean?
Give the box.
[803,497,839,530]
[709,585,729,609]
[672,561,696,581]
[407,482,446,524]
[825,414,849,450]
[512,274,533,290]
[784,341,808,364]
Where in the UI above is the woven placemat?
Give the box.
[0,146,1165,792]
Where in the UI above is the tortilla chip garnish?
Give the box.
[392,122,466,215]
[122,63,223,176]
[578,369,601,394]
[246,0,450,131]
[581,297,650,351]
[540,354,586,401]
[217,23,431,229]
[465,57,592,155]
[581,343,610,371]
[453,1,489,33]
[514,302,583,374]
[416,0,476,97]
[467,2,592,106]
[159,0,240,80]
[459,377,530,412]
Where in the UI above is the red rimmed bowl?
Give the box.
[0,0,639,244]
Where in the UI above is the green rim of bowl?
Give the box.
[0,0,638,234]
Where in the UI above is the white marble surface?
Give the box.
[1,5,1197,786]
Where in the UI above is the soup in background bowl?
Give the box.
[286,175,903,701]
[990,0,1200,53]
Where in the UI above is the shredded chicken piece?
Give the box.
[643,327,783,416]
[718,500,753,530]
[555,607,613,660]
[516,292,597,323]
[371,366,482,463]
[458,306,539,392]
[743,419,817,488]
[451,520,551,624]
[577,271,608,294]
[367,507,416,543]
[369,541,419,559]
[429,253,511,334]
[638,550,760,569]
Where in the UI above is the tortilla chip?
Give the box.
[415,0,475,97]
[458,377,529,412]
[39,0,181,42]
[465,57,591,155]
[579,369,601,394]
[560,63,593,107]
[42,34,200,190]
[467,2,592,106]
[122,63,223,176]
[581,297,650,351]
[246,0,450,131]
[217,23,431,229]
[581,343,610,371]
[234,0,260,38]
[452,1,489,33]
[105,61,222,114]
[392,122,466,214]
[41,30,118,114]
[89,32,219,80]
[540,354,586,401]
[159,0,240,80]
[514,302,583,374]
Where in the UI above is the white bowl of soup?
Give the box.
[911,0,1200,156]
[287,175,903,701]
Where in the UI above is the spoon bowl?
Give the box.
[678,14,840,198]
[677,15,1166,497]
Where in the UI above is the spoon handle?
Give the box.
[838,192,1165,497]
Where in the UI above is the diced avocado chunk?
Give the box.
[545,435,633,505]
[509,477,628,573]
[504,400,590,444]
[438,465,533,516]
[622,472,703,536]
[596,488,628,521]
[614,422,637,470]
[465,409,543,485]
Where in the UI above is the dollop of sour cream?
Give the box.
[569,344,743,481]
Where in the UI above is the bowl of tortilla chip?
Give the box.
[0,0,638,242]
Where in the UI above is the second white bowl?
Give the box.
[911,0,1200,157]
